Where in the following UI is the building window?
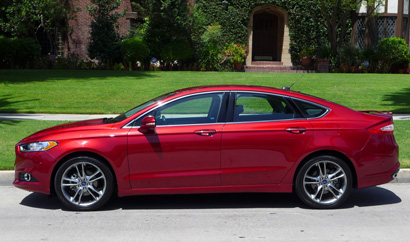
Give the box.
[356,17,366,49]
[375,16,397,43]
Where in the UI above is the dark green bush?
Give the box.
[376,37,410,73]
[317,43,332,59]
[358,48,377,71]
[199,24,223,70]
[160,40,193,65]
[339,45,358,67]
[121,37,150,65]
[0,37,39,68]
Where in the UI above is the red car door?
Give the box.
[127,92,227,188]
[221,92,314,185]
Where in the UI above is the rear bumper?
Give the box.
[357,162,400,189]
[355,133,400,189]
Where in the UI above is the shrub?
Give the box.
[160,40,193,65]
[199,24,223,71]
[358,48,377,72]
[300,46,313,58]
[339,45,358,67]
[0,37,39,68]
[221,42,248,65]
[376,37,410,73]
[317,44,332,59]
[120,37,150,65]
[113,63,125,70]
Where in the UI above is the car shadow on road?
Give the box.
[19,186,401,211]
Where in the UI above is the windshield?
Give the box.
[105,92,176,123]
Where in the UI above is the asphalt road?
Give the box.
[1,183,409,242]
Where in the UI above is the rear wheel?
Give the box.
[295,156,352,209]
[54,156,114,211]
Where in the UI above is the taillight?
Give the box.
[368,121,394,134]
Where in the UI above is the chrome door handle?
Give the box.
[286,127,307,134]
[194,130,217,136]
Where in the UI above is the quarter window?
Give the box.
[234,93,295,122]
[293,99,328,118]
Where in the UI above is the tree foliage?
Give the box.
[310,0,383,54]
[143,0,192,58]
[87,0,125,61]
[0,0,75,55]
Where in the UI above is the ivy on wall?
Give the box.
[196,0,328,64]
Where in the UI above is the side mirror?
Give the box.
[138,116,156,133]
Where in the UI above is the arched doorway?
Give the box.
[246,5,292,67]
[252,12,278,61]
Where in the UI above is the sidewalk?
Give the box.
[1,113,410,121]
[0,113,118,121]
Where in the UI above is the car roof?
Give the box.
[174,85,320,100]
[172,85,341,109]
[174,85,299,95]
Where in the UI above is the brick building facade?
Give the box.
[66,0,135,60]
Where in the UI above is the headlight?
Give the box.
[19,141,58,152]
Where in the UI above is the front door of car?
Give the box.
[127,92,227,188]
[221,92,313,185]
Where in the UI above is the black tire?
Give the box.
[295,155,352,209]
[54,156,114,211]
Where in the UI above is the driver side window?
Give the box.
[135,93,224,126]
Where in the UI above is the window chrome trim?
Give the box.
[230,90,331,123]
[122,91,226,129]
[129,122,226,129]
[122,90,331,128]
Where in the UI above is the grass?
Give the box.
[0,119,409,170]
[395,121,410,168]
[0,120,66,170]
[1,70,410,114]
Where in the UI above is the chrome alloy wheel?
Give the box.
[303,160,347,205]
[60,161,107,207]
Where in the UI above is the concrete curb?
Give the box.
[1,169,409,186]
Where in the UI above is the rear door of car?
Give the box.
[221,91,314,185]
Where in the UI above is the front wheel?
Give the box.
[54,156,114,211]
[295,156,352,209]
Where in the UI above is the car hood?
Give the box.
[19,119,114,143]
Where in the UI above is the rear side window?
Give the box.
[234,93,296,122]
[293,99,328,118]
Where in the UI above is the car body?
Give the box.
[14,85,400,210]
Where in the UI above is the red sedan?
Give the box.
[14,85,400,210]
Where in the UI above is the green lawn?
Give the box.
[1,70,410,114]
[0,120,66,170]
[1,119,408,170]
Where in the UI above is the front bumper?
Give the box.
[13,149,56,195]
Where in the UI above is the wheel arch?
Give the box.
[50,151,118,196]
[293,150,358,189]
